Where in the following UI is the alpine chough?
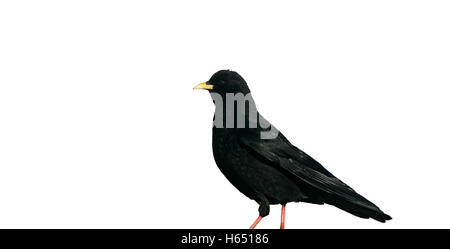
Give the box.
[193,70,391,228]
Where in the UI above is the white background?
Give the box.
[1,1,449,228]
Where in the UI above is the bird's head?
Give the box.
[193,70,250,95]
[193,70,279,138]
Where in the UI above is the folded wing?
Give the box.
[238,132,392,222]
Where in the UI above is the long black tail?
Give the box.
[324,193,392,222]
[280,162,392,222]
[280,161,392,222]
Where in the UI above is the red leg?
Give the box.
[280,205,286,229]
[249,216,262,229]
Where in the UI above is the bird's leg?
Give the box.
[249,216,262,229]
[249,196,269,229]
[280,204,286,229]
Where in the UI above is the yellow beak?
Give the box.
[193,82,214,90]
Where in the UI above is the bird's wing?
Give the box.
[238,132,391,222]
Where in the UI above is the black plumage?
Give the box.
[194,70,391,227]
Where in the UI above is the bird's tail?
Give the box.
[324,194,392,222]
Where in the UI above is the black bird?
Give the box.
[193,70,391,228]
